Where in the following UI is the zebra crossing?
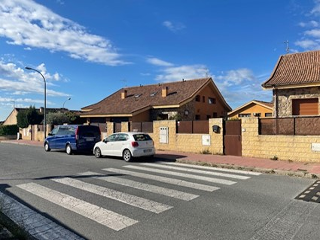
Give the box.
[15,162,261,232]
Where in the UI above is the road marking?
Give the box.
[17,183,138,231]
[140,163,250,180]
[159,162,261,175]
[53,177,172,214]
[124,165,236,185]
[103,168,219,192]
[78,171,199,201]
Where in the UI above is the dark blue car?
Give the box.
[44,125,101,155]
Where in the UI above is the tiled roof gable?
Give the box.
[262,50,320,88]
[81,77,230,116]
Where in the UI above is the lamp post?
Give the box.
[25,67,47,139]
[63,97,71,109]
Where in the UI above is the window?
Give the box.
[118,133,129,141]
[212,112,218,118]
[265,113,272,117]
[206,115,211,120]
[253,113,261,117]
[195,115,200,120]
[202,96,205,103]
[238,113,251,117]
[195,95,201,102]
[292,98,318,116]
[208,97,216,104]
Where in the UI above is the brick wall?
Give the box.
[242,118,320,162]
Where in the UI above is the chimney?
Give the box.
[121,90,127,99]
[39,107,44,113]
[162,86,168,97]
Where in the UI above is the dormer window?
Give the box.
[150,92,158,97]
[195,95,201,102]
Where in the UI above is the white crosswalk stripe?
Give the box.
[17,182,138,231]
[78,171,199,201]
[103,168,220,192]
[15,163,260,232]
[53,177,173,213]
[140,163,251,179]
[159,162,262,176]
[124,165,237,185]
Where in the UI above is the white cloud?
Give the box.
[0,0,126,66]
[298,20,319,28]
[295,39,320,49]
[311,0,320,15]
[163,20,186,32]
[147,57,174,67]
[0,60,69,97]
[295,1,320,51]
[155,65,209,82]
[215,68,255,87]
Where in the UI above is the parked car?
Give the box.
[93,132,155,161]
[44,125,101,155]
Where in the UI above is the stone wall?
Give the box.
[274,87,320,117]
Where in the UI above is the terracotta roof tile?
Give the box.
[262,50,320,88]
[81,77,230,116]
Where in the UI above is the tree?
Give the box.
[16,106,41,128]
[46,112,70,125]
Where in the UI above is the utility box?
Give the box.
[159,127,169,144]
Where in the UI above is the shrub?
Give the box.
[0,125,19,136]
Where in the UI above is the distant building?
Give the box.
[228,100,273,119]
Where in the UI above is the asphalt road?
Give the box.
[0,143,319,240]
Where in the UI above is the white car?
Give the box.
[93,132,155,161]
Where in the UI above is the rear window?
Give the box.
[78,126,101,138]
[133,134,152,141]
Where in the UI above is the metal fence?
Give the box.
[130,122,153,133]
[259,116,320,135]
[176,120,209,134]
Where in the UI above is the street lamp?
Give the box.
[25,67,47,139]
[63,97,71,109]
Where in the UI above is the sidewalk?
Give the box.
[2,139,320,178]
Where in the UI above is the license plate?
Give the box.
[85,137,94,141]
[144,149,152,153]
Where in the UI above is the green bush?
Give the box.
[0,125,19,136]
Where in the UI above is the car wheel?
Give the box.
[94,147,102,158]
[123,149,132,162]
[44,142,50,152]
[66,144,72,155]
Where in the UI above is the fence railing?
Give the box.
[259,116,320,135]
[176,120,209,134]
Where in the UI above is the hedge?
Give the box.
[0,125,19,136]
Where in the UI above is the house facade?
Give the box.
[262,50,320,117]
[81,77,231,123]
[228,100,273,119]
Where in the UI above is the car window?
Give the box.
[118,134,129,141]
[50,127,59,135]
[133,134,152,141]
[107,134,118,142]
[78,126,100,138]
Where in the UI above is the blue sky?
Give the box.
[0,0,319,121]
